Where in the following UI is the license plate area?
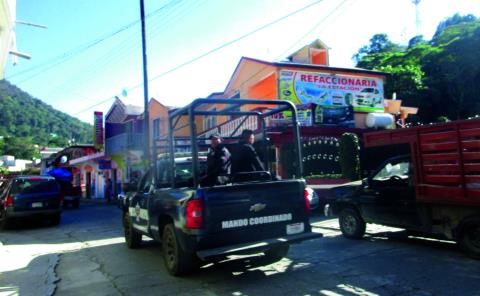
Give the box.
[286,222,304,235]
[31,202,43,208]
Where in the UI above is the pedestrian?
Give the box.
[201,133,231,187]
[105,178,112,203]
[231,129,265,174]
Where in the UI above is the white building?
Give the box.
[0,0,16,78]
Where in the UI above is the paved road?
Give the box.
[1,201,480,296]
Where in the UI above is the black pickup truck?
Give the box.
[119,99,322,276]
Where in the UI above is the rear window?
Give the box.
[11,179,60,194]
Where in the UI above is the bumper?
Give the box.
[6,208,61,218]
[196,231,322,261]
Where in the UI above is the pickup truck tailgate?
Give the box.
[198,179,310,248]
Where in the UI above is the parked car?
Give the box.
[0,176,63,229]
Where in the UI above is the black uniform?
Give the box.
[202,144,231,186]
[231,142,265,174]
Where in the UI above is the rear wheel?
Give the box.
[72,200,80,209]
[339,208,366,239]
[263,244,290,261]
[458,219,480,259]
[123,211,142,248]
[162,223,198,276]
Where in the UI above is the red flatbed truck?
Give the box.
[331,118,480,258]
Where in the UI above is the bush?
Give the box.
[338,133,361,180]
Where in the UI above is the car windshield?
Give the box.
[10,178,60,194]
[373,161,410,181]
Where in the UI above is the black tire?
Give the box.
[0,209,10,230]
[72,200,80,209]
[263,244,290,261]
[51,213,61,225]
[123,211,142,248]
[339,208,366,239]
[162,223,198,276]
[458,219,480,260]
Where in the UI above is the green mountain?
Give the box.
[0,79,92,153]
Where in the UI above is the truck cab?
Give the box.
[332,119,480,259]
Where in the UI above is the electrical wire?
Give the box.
[73,0,353,116]
[6,0,181,82]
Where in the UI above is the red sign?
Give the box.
[94,111,104,147]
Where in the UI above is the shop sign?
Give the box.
[279,70,384,113]
[93,111,104,147]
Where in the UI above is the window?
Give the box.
[203,108,217,131]
[152,118,160,139]
[373,161,410,181]
[126,121,133,145]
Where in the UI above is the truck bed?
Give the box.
[363,118,480,206]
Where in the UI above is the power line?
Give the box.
[143,0,327,86]
[6,0,181,81]
[73,0,342,115]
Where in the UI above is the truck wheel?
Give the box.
[263,244,290,261]
[339,208,366,239]
[458,220,480,260]
[73,200,80,209]
[123,211,142,248]
[162,223,197,276]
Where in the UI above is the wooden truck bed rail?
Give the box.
[363,118,480,206]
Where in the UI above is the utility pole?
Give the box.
[140,0,150,170]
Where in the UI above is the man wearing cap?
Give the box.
[201,133,231,187]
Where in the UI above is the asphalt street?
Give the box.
[1,200,479,296]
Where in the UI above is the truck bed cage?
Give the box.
[164,98,303,188]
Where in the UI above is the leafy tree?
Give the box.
[0,80,93,155]
[2,137,37,159]
[338,133,361,180]
[353,14,480,123]
[353,33,404,64]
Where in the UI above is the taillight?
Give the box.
[186,198,203,229]
[303,188,311,214]
[5,195,14,208]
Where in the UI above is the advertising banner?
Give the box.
[93,111,104,147]
[279,70,384,113]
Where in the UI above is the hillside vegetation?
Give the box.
[353,13,480,123]
[0,79,92,158]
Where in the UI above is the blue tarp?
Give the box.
[47,168,73,181]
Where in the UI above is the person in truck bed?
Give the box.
[231,129,265,174]
[201,133,231,187]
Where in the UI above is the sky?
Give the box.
[4,0,480,124]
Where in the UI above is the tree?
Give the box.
[2,137,37,159]
[338,133,361,180]
[353,33,404,64]
[352,14,480,123]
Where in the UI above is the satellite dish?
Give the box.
[60,155,68,164]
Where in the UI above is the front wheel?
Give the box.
[123,211,142,248]
[458,220,480,260]
[162,223,198,276]
[339,208,366,239]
